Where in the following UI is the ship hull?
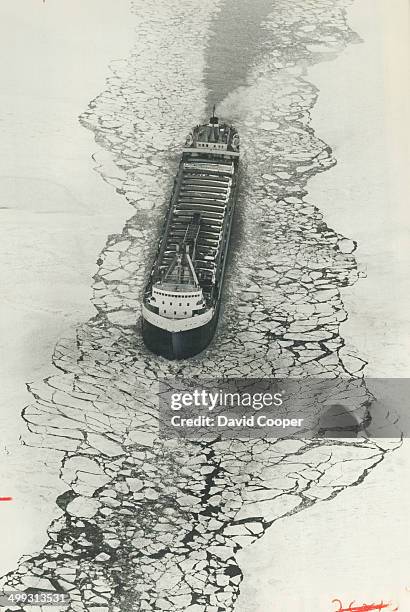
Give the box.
[141,115,239,360]
[142,306,219,360]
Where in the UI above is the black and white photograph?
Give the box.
[0,1,409,610]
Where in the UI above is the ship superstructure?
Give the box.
[141,108,239,359]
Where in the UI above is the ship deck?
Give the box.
[157,157,235,294]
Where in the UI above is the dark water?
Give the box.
[204,0,275,110]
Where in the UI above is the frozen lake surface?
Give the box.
[0,0,408,609]
[0,0,133,578]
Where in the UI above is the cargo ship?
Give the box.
[141,108,240,359]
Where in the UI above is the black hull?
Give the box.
[142,308,219,360]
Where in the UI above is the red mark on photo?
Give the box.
[332,599,399,611]
[0,497,13,501]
